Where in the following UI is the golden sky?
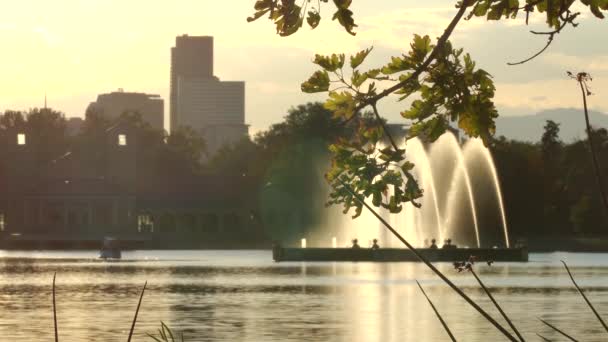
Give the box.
[1,1,607,133]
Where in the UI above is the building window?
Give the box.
[0,213,5,231]
[17,133,26,145]
[137,214,154,233]
[118,134,127,146]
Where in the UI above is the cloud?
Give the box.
[494,78,608,115]
[540,52,608,73]
[531,96,548,102]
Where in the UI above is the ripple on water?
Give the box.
[0,251,606,341]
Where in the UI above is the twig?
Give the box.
[338,179,519,341]
[508,9,579,66]
[371,102,400,151]
[469,268,525,341]
[416,280,457,342]
[539,319,579,341]
[507,36,554,66]
[127,281,148,342]
[53,272,58,342]
[561,261,608,334]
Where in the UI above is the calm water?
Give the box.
[0,251,607,341]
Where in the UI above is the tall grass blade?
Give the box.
[561,260,608,333]
[127,281,147,342]
[148,322,182,342]
[536,333,553,342]
[339,180,519,341]
[539,319,579,342]
[416,280,457,342]
[53,272,58,342]
[146,334,163,342]
[469,268,525,341]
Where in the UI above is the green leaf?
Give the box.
[301,70,330,93]
[401,161,415,173]
[324,91,356,119]
[381,56,414,75]
[351,70,368,88]
[313,53,345,72]
[307,10,321,28]
[401,99,436,121]
[350,47,373,69]
[408,116,448,142]
[412,34,432,56]
[332,0,358,35]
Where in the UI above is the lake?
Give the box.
[0,250,606,341]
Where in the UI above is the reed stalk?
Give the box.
[53,272,58,342]
[536,333,553,342]
[127,281,148,342]
[539,319,579,342]
[561,261,608,334]
[469,268,525,341]
[416,280,457,342]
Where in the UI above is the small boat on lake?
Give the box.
[99,237,122,259]
[272,245,528,262]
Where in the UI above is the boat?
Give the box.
[99,237,122,259]
[272,245,528,262]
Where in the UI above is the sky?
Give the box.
[0,0,607,134]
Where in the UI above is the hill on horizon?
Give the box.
[495,108,608,143]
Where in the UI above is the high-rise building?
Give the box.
[87,90,164,131]
[170,35,248,156]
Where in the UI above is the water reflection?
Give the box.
[0,251,607,341]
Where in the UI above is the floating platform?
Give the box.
[272,246,529,262]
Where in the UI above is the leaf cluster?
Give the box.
[466,0,607,24]
[300,34,497,217]
[247,0,356,36]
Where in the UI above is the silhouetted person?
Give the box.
[371,239,380,250]
[443,238,456,249]
[430,239,438,249]
[351,239,361,249]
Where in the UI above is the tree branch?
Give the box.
[371,103,400,151]
[353,1,471,113]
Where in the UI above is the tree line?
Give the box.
[1,103,606,238]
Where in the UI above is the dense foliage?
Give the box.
[0,108,207,184]
[1,104,607,238]
[248,0,608,220]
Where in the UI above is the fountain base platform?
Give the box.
[272,246,528,262]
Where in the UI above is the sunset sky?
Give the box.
[1,0,607,133]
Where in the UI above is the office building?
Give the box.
[87,90,164,131]
[170,35,248,156]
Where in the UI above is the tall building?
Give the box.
[87,90,164,131]
[170,35,248,156]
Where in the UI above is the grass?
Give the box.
[147,322,185,342]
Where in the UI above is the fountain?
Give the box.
[323,133,511,249]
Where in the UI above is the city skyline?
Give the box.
[1,1,607,135]
[171,35,247,154]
